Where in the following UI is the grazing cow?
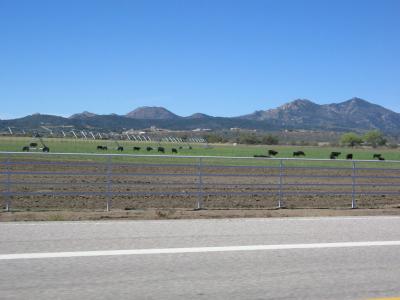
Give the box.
[254,154,269,158]
[378,157,385,161]
[117,146,124,151]
[146,147,153,151]
[133,146,141,151]
[97,145,108,150]
[157,146,165,153]
[330,152,341,159]
[42,146,50,152]
[188,146,192,150]
[293,151,305,157]
[373,153,382,159]
[346,153,353,160]
[268,150,278,156]
[22,146,29,152]
[172,148,178,154]
[29,142,38,147]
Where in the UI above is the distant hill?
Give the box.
[69,111,97,119]
[2,114,71,128]
[126,106,180,119]
[2,98,400,135]
[186,113,212,119]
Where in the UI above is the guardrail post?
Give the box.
[351,161,357,209]
[196,157,204,210]
[278,159,284,208]
[5,154,11,212]
[106,155,112,212]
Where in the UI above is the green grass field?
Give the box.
[0,136,399,160]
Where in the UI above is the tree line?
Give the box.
[340,130,388,148]
[203,129,395,148]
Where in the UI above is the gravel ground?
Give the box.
[2,207,400,222]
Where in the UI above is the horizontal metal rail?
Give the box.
[2,171,400,180]
[3,160,399,172]
[1,151,399,163]
[3,181,398,188]
[3,190,400,197]
[2,163,399,173]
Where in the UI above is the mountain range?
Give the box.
[2,98,400,135]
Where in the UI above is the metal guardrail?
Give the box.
[1,151,400,211]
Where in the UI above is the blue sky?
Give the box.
[1,0,400,119]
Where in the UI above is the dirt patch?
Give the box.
[2,207,400,222]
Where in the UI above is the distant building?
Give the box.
[192,128,211,132]
[230,127,257,132]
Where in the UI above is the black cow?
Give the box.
[157,146,165,153]
[330,152,341,159]
[117,146,124,151]
[29,142,38,147]
[133,146,141,151]
[42,146,50,152]
[97,145,107,150]
[373,153,382,159]
[179,146,183,149]
[346,153,353,160]
[22,146,29,152]
[172,148,178,154]
[268,150,278,156]
[188,146,192,150]
[146,147,153,151]
[293,151,305,157]
[378,157,385,161]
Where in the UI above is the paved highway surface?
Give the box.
[1,216,400,299]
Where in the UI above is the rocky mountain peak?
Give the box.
[280,99,317,111]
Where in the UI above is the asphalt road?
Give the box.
[1,216,400,299]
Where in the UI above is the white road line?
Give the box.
[1,241,400,260]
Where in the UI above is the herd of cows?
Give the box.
[254,150,386,160]
[20,142,387,160]
[96,145,387,160]
[96,145,191,154]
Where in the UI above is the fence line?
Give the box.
[1,151,400,212]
